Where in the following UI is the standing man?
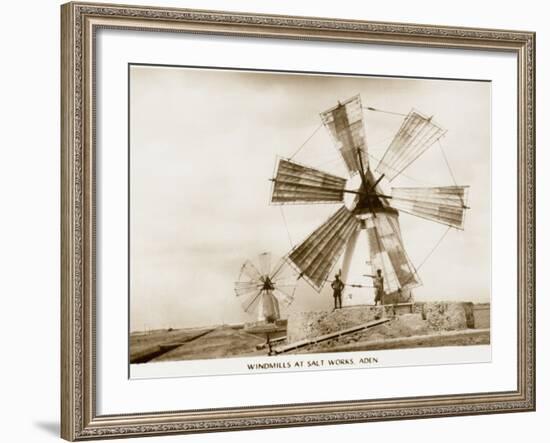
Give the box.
[373,269,384,306]
[331,273,345,310]
[364,269,384,306]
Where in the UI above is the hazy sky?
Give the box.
[129,65,491,331]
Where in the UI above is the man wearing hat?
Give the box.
[331,272,345,310]
[365,269,385,306]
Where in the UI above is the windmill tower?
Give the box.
[234,252,297,322]
[270,95,469,306]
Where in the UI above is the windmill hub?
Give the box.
[354,177,387,212]
[261,276,275,291]
[344,169,398,218]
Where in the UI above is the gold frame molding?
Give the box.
[61,2,536,440]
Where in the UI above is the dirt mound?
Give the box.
[305,313,426,351]
[352,313,429,341]
[287,306,386,342]
[284,302,483,353]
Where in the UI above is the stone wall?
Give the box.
[473,303,491,329]
[416,302,475,331]
[287,302,488,343]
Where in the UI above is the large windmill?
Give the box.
[270,94,469,303]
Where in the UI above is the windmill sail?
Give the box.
[391,186,469,229]
[365,213,420,293]
[269,258,298,307]
[287,206,359,291]
[237,260,263,283]
[258,251,272,276]
[271,159,347,204]
[240,289,263,313]
[234,280,262,298]
[376,109,446,181]
[320,95,368,176]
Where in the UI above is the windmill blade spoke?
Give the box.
[270,256,299,283]
[258,252,271,277]
[271,159,347,204]
[320,95,368,176]
[234,281,263,292]
[271,265,298,291]
[235,286,263,298]
[234,285,263,296]
[391,186,469,229]
[273,288,295,307]
[239,260,263,282]
[269,257,288,281]
[242,290,263,313]
[234,281,263,289]
[271,282,298,289]
[270,276,299,289]
[376,109,446,181]
[366,213,421,292]
[273,273,298,284]
[287,205,360,292]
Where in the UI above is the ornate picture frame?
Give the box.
[61,2,535,440]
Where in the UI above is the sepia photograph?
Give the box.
[128,65,491,377]
[57,3,536,439]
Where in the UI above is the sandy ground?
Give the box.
[151,326,267,361]
[130,312,490,363]
[130,325,273,363]
[130,327,213,363]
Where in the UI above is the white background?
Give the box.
[0,0,546,442]
[97,28,510,412]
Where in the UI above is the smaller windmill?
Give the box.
[234,252,297,323]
